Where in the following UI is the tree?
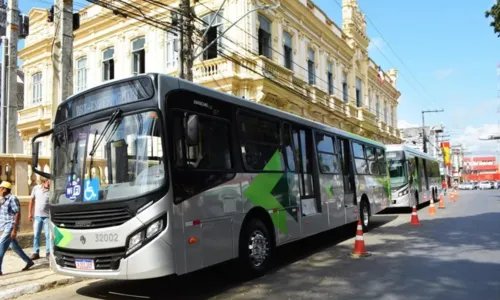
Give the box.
[485,0,500,37]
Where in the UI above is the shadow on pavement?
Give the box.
[73,215,397,300]
[76,211,500,299]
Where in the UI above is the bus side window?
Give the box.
[375,148,387,175]
[171,110,234,203]
[282,123,296,172]
[173,111,232,170]
[238,112,283,172]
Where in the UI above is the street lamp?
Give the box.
[478,134,500,140]
[192,3,280,61]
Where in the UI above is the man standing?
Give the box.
[29,178,50,260]
[442,177,448,196]
[0,181,34,275]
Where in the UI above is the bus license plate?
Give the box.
[75,259,95,270]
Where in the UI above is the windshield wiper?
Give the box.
[88,109,122,180]
[89,109,122,157]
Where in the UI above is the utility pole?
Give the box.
[51,0,73,119]
[179,0,193,81]
[4,0,19,153]
[422,109,444,153]
[0,36,7,153]
[58,0,73,107]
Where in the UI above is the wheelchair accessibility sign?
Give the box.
[83,178,100,202]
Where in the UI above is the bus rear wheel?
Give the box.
[239,218,273,277]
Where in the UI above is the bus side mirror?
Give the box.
[32,141,40,167]
[185,114,199,146]
[31,129,53,180]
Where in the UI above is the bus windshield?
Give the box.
[388,159,408,190]
[51,110,165,205]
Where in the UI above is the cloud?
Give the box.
[434,68,455,79]
[452,124,500,155]
[451,99,498,121]
[398,120,419,129]
[368,37,385,53]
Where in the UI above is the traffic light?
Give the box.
[73,13,80,30]
[19,14,29,39]
[47,5,54,22]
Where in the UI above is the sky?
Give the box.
[18,0,500,156]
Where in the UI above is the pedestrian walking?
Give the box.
[0,181,34,275]
[29,178,50,260]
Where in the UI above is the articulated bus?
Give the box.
[386,144,441,208]
[32,73,391,280]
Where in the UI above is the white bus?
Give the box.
[386,144,441,208]
[32,73,391,280]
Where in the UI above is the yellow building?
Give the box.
[19,0,401,155]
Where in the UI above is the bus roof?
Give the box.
[385,144,438,161]
[167,74,386,149]
[56,73,386,149]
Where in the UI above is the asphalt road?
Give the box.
[17,189,500,300]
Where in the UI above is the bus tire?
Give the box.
[238,218,273,278]
[359,198,370,232]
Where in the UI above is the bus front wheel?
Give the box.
[239,218,273,277]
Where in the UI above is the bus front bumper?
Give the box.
[390,194,410,207]
[50,235,176,280]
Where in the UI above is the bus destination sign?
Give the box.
[60,77,155,119]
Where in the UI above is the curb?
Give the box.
[0,276,86,300]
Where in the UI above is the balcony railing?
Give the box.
[17,103,52,128]
[193,57,234,83]
[358,108,378,127]
[0,154,50,233]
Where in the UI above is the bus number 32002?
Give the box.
[95,233,119,243]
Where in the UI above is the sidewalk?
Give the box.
[0,246,86,300]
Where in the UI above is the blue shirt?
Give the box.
[0,194,21,232]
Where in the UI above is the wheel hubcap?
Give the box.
[248,230,269,268]
[362,206,369,227]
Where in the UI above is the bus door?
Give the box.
[291,127,322,237]
[280,123,302,243]
[337,137,357,224]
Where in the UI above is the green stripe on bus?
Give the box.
[243,150,288,235]
[54,226,73,248]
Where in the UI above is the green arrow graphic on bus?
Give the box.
[243,150,288,235]
[326,183,334,198]
[54,226,73,248]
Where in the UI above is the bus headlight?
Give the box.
[398,189,409,197]
[128,232,144,252]
[146,219,163,239]
[126,214,166,255]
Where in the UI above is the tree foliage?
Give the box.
[485,0,500,37]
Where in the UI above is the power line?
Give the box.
[193,2,395,124]
[80,1,397,137]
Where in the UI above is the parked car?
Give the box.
[479,181,493,189]
[459,182,471,190]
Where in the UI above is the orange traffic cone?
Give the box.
[429,198,437,215]
[438,194,446,209]
[454,191,459,200]
[350,219,371,258]
[410,205,422,226]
